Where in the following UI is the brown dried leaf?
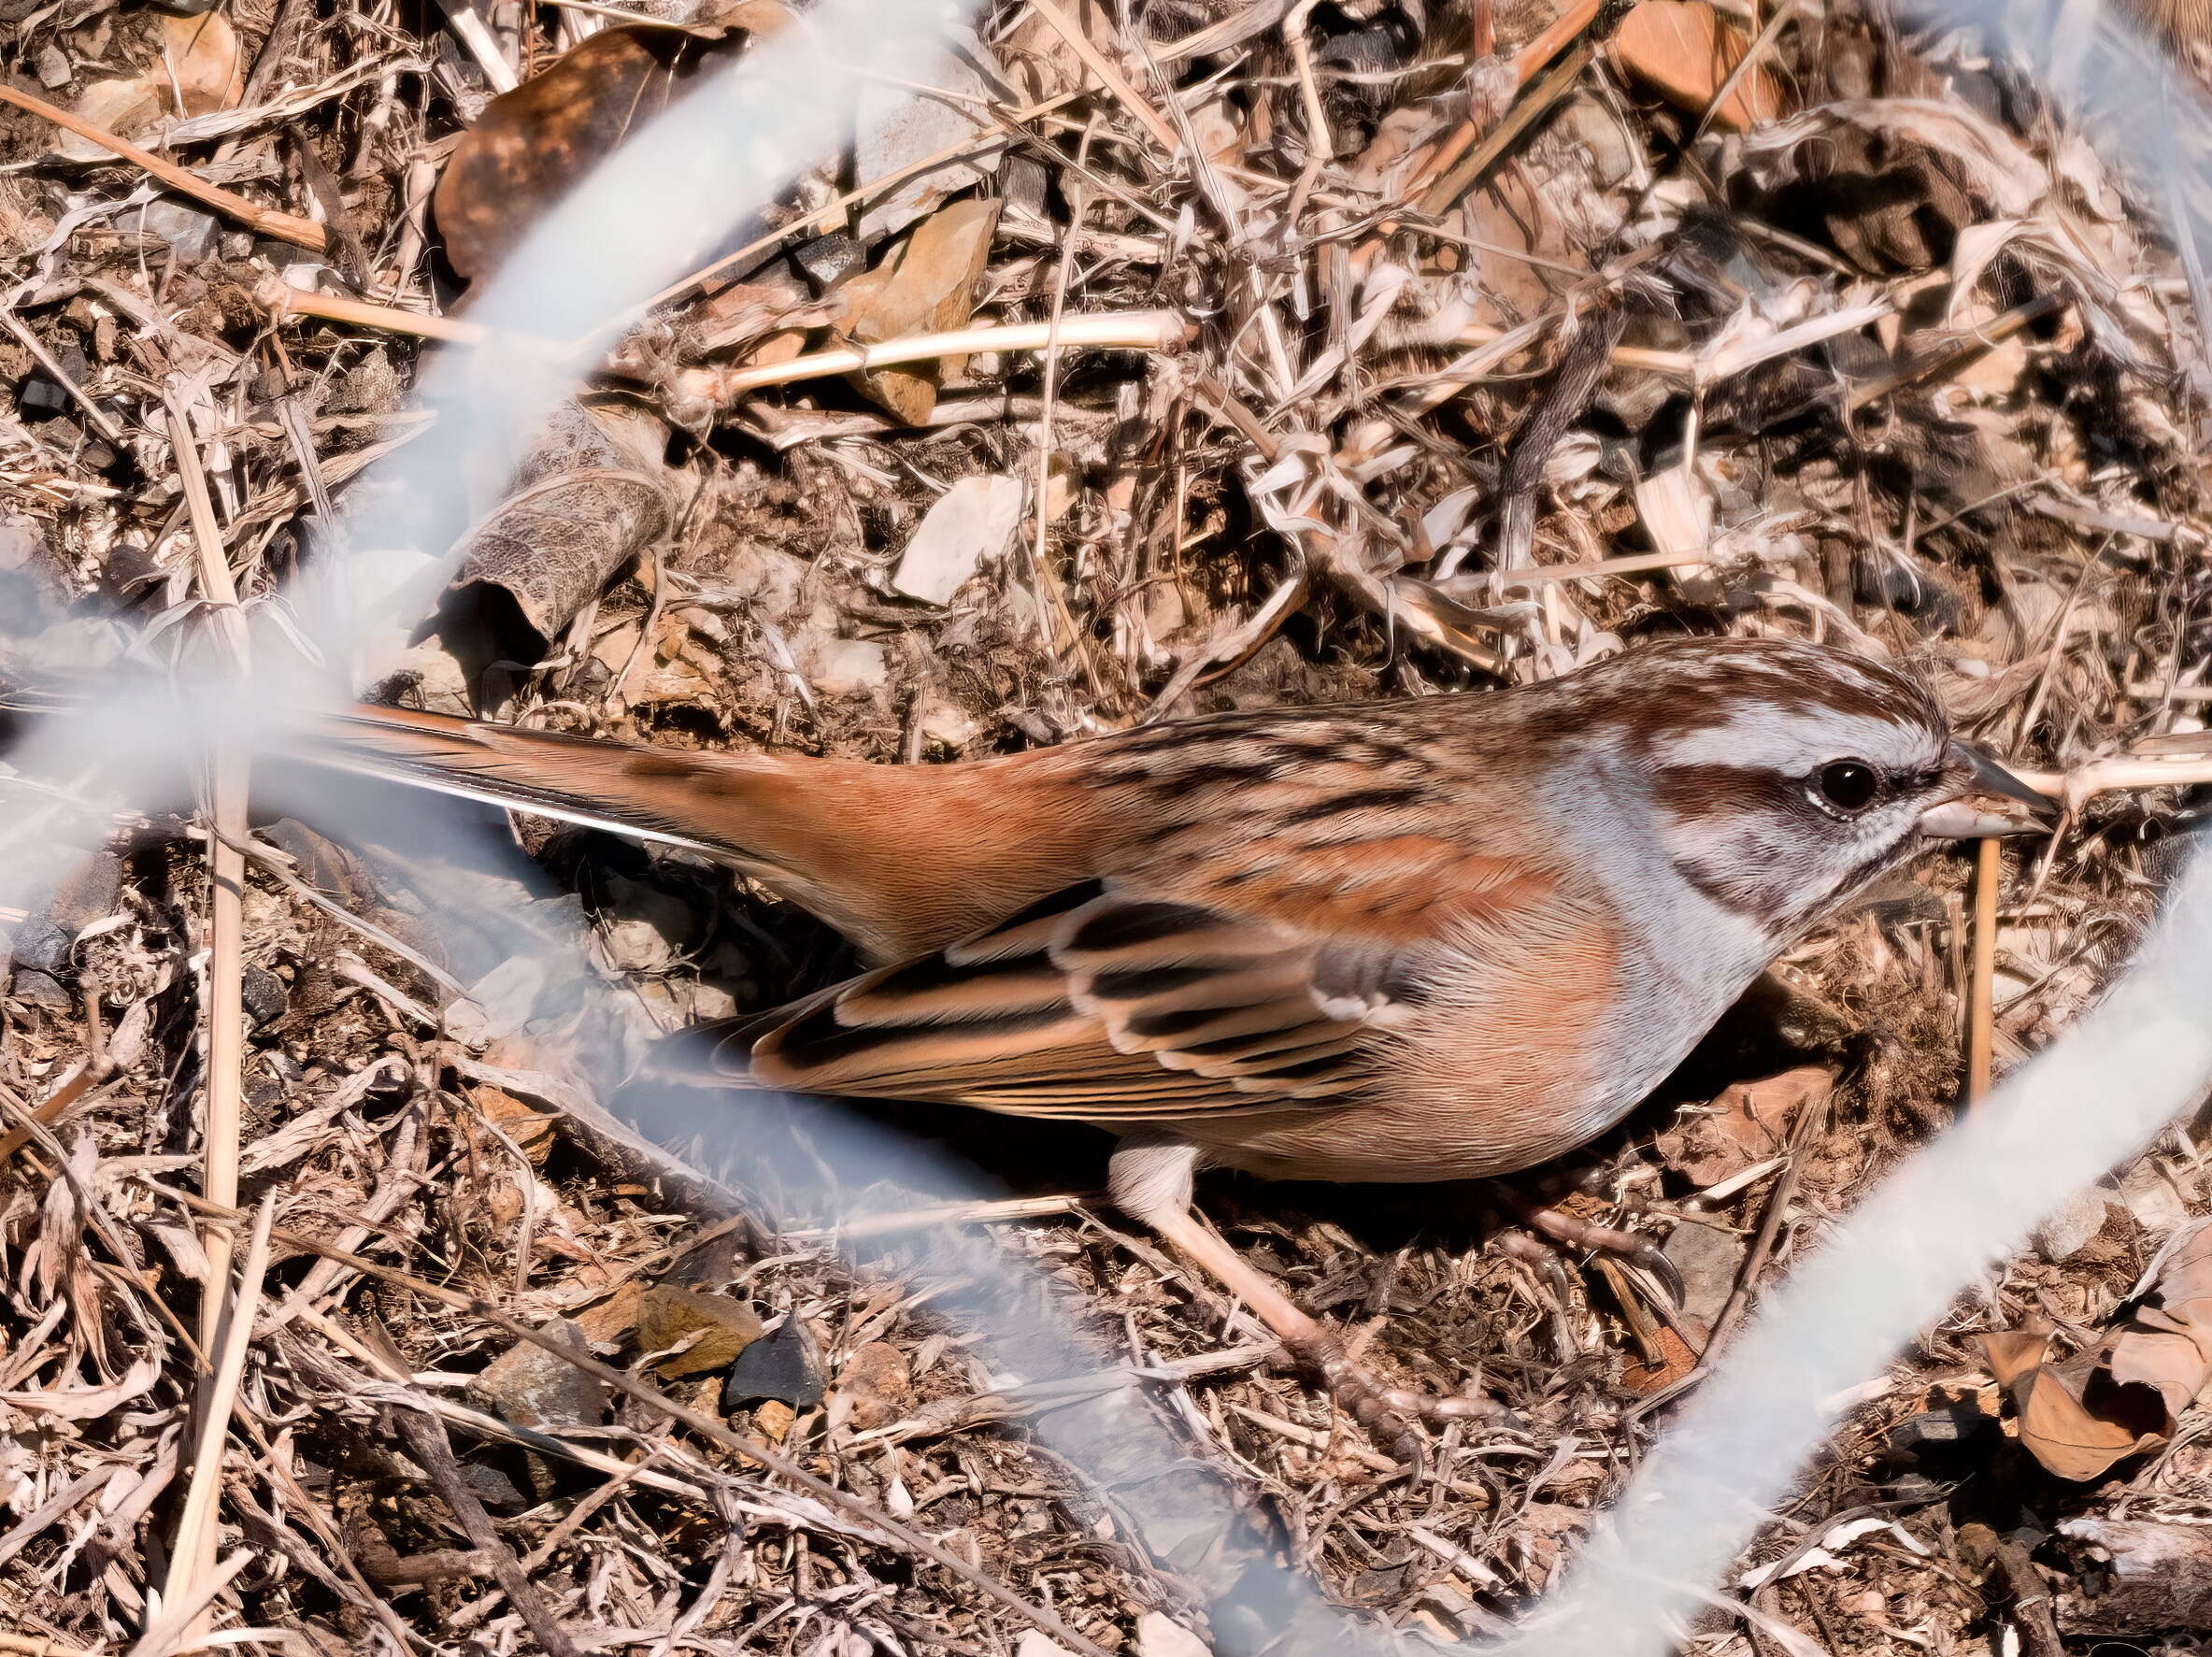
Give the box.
[1610,0,1782,134]
[59,11,242,161]
[1656,1066,1830,1187]
[833,198,1003,423]
[435,11,787,280]
[1983,1221,2212,1479]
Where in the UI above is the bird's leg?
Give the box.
[1497,1193,1685,1309]
[1109,1138,1501,1464]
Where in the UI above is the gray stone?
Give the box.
[1661,1219,1744,1329]
[854,29,1001,241]
[469,1318,607,1429]
[140,200,222,264]
[722,1315,824,1411]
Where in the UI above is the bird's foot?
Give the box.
[1507,1201,1684,1309]
[1280,1328,1508,1467]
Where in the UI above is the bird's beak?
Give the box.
[1918,741,2057,838]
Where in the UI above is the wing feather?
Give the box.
[740,841,1558,1122]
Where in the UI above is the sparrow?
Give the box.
[308,636,2048,1453]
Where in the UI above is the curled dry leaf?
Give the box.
[435,6,790,280]
[1609,0,1783,133]
[833,198,1003,423]
[1981,1218,2212,1480]
[447,402,677,646]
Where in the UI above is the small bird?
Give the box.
[312,636,2047,1452]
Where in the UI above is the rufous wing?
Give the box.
[737,856,1533,1121]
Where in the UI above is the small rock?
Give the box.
[572,1279,646,1345]
[7,969,73,1013]
[854,28,999,240]
[457,1461,529,1511]
[916,697,980,750]
[834,1340,912,1431]
[241,966,289,1029]
[1135,1611,1213,1657]
[2032,1184,2115,1263]
[636,1284,764,1378]
[18,373,70,421]
[722,543,808,612]
[802,635,889,697]
[723,1315,825,1412]
[1015,1633,1078,1657]
[1884,1402,2002,1478]
[892,474,1024,606]
[2116,1160,2191,1241]
[0,512,45,572]
[790,232,865,293]
[1660,1221,1743,1330]
[139,199,221,264]
[469,1318,607,1430]
[595,876,693,976]
[6,850,123,977]
[34,45,68,87]
[1658,1066,1831,1187]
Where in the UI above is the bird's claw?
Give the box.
[1282,1332,1508,1471]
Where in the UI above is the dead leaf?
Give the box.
[1610,0,1782,134]
[833,198,1003,423]
[59,10,242,162]
[1656,1065,1829,1187]
[1982,1220,2212,1479]
[435,12,788,280]
[447,402,677,647]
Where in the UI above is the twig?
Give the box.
[1687,0,1801,144]
[1629,1085,1831,1418]
[254,278,488,345]
[156,1195,275,1650]
[0,83,327,251]
[1993,1538,2066,1657]
[0,1051,120,1166]
[1025,0,1180,157]
[672,310,1189,407]
[1417,39,1592,218]
[645,85,1091,311]
[164,394,254,1641]
[434,0,519,92]
[777,1189,1100,1242]
[1383,0,1600,227]
[1968,838,2001,1107]
[392,1412,581,1657]
[1845,293,2062,414]
[1454,321,1693,378]
[138,1178,1118,1657]
[0,309,124,442]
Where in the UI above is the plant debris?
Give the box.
[5,0,2212,1650]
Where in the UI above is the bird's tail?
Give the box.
[309,703,769,860]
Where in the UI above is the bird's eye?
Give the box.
[1816,759,1880,812]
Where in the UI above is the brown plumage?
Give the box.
[311,636,2044,1455]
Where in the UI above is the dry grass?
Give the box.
[4,0,2212,1650]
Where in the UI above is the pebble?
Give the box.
[723,1315,825,1412]
[834,1340,912,1431]
[468,1317,607,1430]
[636,1284,764,1378]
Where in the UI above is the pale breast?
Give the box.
[1175,893,1638,1184]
